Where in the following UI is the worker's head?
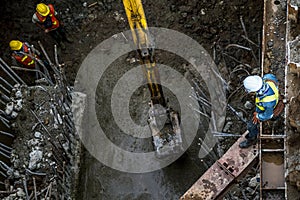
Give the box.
[9,40,23,51]
[243,75,263,93]
[36,3,50,16]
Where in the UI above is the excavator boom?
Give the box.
[122,0,183,157]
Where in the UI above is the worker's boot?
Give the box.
[239,137,257,148]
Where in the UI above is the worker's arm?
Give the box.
[256,101,276,121]
[32,14,49,32]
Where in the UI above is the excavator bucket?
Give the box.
[148,103,183,158]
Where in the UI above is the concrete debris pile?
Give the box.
[1,83,80,200]
[0,44,80,199]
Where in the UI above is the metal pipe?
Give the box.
[0,146,10,155]
[0,92,10,102]
[0,84,11,95]
[192,79,209,100]
[44,182,52,199]
[11,66,54,86]
[242,35,259,47]
[0,161,12,171]
[0,116,10,129]
[0,150,10,159]
[213,132,241,137]
[198,137,218,161]
[190,94,211,108]
[0,77,13,89]
[0,171,7,178]
[0,99,5,106]
[54,45,59,66]
[0,162,9,172]
[23,178,29,200]
[25,169,46,176]
[36,59,52,82]
[227,104,248,124]
[190,105,210,119]
[0,58,26,85]
[33,177,37,200]
[225,44,252,51]
[0,142,12,150]
[239,16,258,65]
[38,41,60,75]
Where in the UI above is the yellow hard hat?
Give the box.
[9,40,23,51]
[36,3,50,16]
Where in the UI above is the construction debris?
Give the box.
[0,44,80,199]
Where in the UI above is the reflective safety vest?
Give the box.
[12,43,35,68]
[255,81,279,111]
[36,4,60,30]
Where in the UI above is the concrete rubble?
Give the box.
[0,83,80,200]
[0,42,81,199]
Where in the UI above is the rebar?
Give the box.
[0,161,12,171]
[11,66,54,86]
[241,35,259,47]
[225,44,252,51]
[213,131,241,137]
[211,66,229,89]
[33,177,37,200]
[0,77,13,89]
[0,115,10,129]
[0,171,7,178]
[190,93,211,108]
[239,16,258,64]
[0,131,14,138]
[30,110,66,158]
[23,178,29,200]
[221,52,251,68]
[198,137,218,161]
[0,92,10,102]
[191,79,209,100]
[25,169,46,176]
[0,146,10,155]
[0,58,26,85]
[36,59,52,82]
[0,142,12,151]
[38,41,60,75]
[0,84,11,95]
[44,182,52,199]
[227,104,248,124]
[54,45,59,66]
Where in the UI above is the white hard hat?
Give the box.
[243,75,263,92]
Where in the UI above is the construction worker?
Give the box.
[10,40,36,68]
[239,74,280,148]
[32,3,72,50]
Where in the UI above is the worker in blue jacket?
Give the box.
[239,74,279,148]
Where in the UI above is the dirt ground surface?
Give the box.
[3,0,300,200]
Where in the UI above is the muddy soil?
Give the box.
[1,0,265,199]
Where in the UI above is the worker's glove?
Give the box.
[252,112,260,124]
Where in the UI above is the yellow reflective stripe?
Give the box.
[266,81,279,105]
[255,81,279,111]
[53,21,57,25]
[21,56,28,62]
[28,60,35,65]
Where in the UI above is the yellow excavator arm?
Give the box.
[122,0,183,157]
[123,0,165,106]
